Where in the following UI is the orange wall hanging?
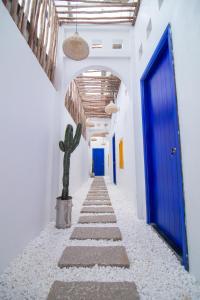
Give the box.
[119,139,124,169]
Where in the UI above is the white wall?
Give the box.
[132,0,200,281]
[109,83,137,212]
[55,25,134,95]
[0,3,89,274]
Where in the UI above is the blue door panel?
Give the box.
[93,148,104,176]
[141,25,188,269]
[112,135,116,184]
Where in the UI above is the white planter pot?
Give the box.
[55,197,72,229]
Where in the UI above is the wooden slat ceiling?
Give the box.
[75,70,121,118]
[54,0,140,25]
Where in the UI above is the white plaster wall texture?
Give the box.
[133,0,200,281]
[109,83,137,213]
[0,3,58,274]
[56,25,134,94]
[0,3,89,274]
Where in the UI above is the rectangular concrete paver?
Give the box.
[83,201,111,206]
[86,196,110,200]
[58,246,130,268]
[47,281,139,300]
[70,227,122,241]
[90,188,107,190]
[81,206,114,214]
[91,184,106,187]
[78,214,116,224]
[88,191,108,196]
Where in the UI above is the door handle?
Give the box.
[171,147,177,155]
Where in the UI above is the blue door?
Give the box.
[112,135,117,184]
[141,25,188,269]
[93,148,104,176]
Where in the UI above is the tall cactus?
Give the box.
[59,123,82,200]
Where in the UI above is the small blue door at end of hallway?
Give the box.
[92,148,105,176]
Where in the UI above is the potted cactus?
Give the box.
[56,123,82,229]
[90,159,95,178]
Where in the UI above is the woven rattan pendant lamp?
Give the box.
[62,6,89,61]
[105,101,119,115]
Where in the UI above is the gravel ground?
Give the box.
[0,177,200,300]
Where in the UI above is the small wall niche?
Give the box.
[112,39,123,49]
[158,0,164,9]
[92,40,103,49]
[146,19,152,39]
[139,43,143,59]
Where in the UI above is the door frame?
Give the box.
[140,24,188,270]
[112,135,117,184]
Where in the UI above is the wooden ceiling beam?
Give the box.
[80,91,117,94]
[76,83,120,86]
[57,9,135,14]
[55,0,136,4]
[76,76,120,80]
[132,0,140,25]
[59,16,133,20]
[56,3,137,8]
[86,115,110,118]
[59,20,133,24]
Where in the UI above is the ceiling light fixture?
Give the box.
[105,101,119,115]
[62,4,89,61]
[86,119,95,127]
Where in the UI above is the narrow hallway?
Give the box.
[0,178,199,299]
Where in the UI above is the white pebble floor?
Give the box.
[0,177,200,300]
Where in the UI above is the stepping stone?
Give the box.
[88,192,108,195]
[90,190,107,193]
[81,206,114,214]
[91,186,106,189]
[47,281,139,300]
[86,198,110,201]
[58,246,130,268]
[70,227,122,241]
[86,199,111,203]
[89,191,107,193]
[78,214,116,224]
[89,190,108,193]
[88,194,109,197]
[87,195,109,198]
[83,201,111,206]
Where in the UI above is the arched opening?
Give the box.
[65,66,128,183]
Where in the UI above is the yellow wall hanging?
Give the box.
[119,139,124,169]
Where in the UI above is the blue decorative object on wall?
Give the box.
[140,25,188,270]
[92,148,105,176]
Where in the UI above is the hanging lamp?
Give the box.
[62,5,89,61]
[86,119,95,127]
[105,101,119,115]
[101,138,107,146]
[91,137,97,141]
